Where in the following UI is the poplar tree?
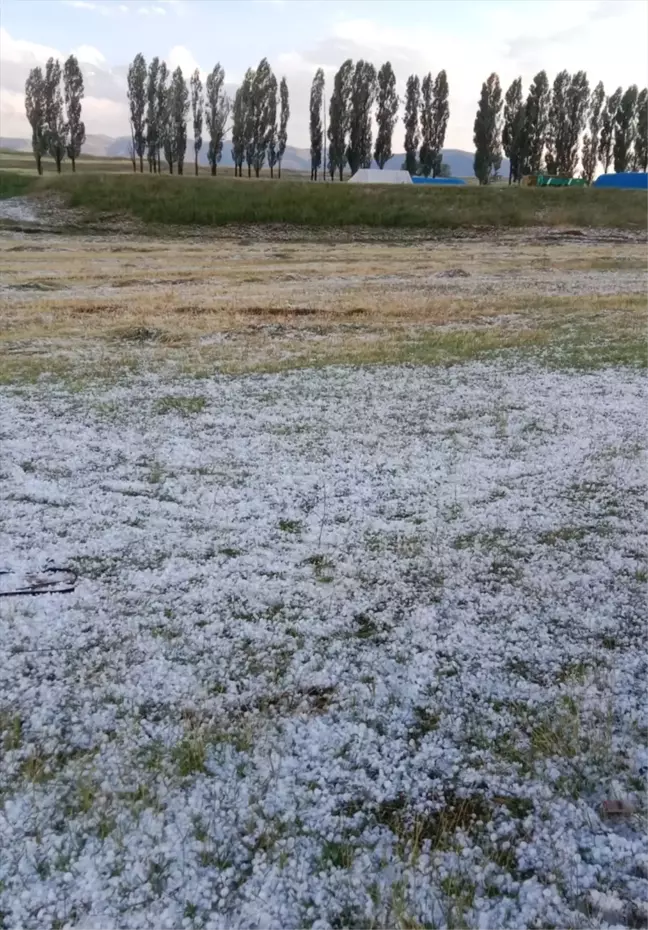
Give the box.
[25,67,46,175]
[473,72,503,184]
[44,58,67,173]
[374,61,399,169]
[206,63,229,176]
[127,52,147,172]
[309,68,325,180]
[403,74,420,175]
[277,76,289,178]
[63,55,85,172]
[190,68,203,176]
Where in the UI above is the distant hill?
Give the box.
[1,135,507,179]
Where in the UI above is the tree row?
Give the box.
[24,56,647,182]
[310,61,450,180]
[127,55,290,177]
[474,71,648,185]
[25,56,86,174]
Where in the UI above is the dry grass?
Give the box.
[1,233,646,383]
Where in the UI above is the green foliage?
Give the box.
[346,60,377,176]
[374,61,399,170]
[634,87,648,171]
[600,86,622,174]
[63,55,85,169]
[403,74,420,175]
[473,72,503,184]
[546,70,589,177]
[266,72,279,177]
[503,76,525,183]
[127,53,147,171]
[146,57,160,171]
[584,80,606,179]
[156,61,170,174]
[328,59,353,181]
[250,58,276,178]
[169,66,189,175]
[44,57,67,173]
[309,68,325,179]
[614,85,639,173]
[190,68,203,176]
[523,70,551,174]
[25,66,47,175]
[278,76,290,176]
[431,70,450,177]
[204,64,228,177]
[419,72,435,177]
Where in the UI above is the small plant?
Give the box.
[279,518,301,533]
[172,732,207,776]
[154,395,207,416]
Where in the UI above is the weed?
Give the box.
[172,732,207,777]
[2,715,23,751]
[154,395,207,416]
[279,518,301,533]
[219,547,242,558]
[320,840,355,870]
[539,525,588,545]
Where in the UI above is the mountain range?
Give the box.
[1,134,509,178]
[0,135,508,178]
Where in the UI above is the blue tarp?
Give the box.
[593,173,648,189]
[411,177,466,186]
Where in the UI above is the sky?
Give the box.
[1,0,647,152]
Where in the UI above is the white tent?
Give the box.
[348,169,413,185]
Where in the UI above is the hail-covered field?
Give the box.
[0,220,647,929]
[2,364,646,929]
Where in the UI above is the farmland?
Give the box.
[0,185,647,929]
[1,167,648,230]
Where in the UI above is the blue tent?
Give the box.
[411,177,466,186]
[593,173,648,189]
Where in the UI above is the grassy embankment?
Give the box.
[1,170,646,230]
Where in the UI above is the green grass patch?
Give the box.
[0,171,38,199]
[154,395,207,415]
[5,171,647,230]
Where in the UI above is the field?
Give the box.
[1,168,648,230]
[0,186,647,929]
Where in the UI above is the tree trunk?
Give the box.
[56,153,62,174]
[278,161,281,179]
[169,161,174,174]
[211,163,216,176]
[270,165,274,179]
[139,154,144,173]
[339,165,343,181]
[36,153,42,176]
[178,162,183,176]
[72,156,76,173]
[195,154,199,176]
[248,164,251,178]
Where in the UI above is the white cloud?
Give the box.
[62,0,121,15]
[0,26,61,64]
[168,45,201,77]
[72,44,106,67]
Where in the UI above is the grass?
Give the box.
[0,171,37,199]
[2,170,646,229]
